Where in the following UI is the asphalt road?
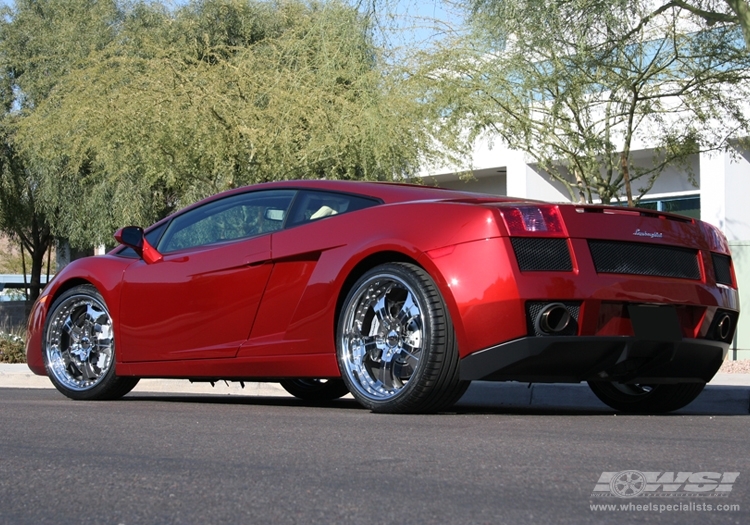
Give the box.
[1,388,749,525]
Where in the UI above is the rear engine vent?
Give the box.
[711,253,733,285]
[588,240,700,280]
[511,238,572,272]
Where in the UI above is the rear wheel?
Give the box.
[587,381,705,413]
[279,378,350,401]
[336,263,468,413]
[43,285,139,400]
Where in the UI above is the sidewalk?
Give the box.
[2,363,749,414]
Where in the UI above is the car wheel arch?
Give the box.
[46,278,117,321]
[332,250,468,359]
[47,278,94,305]
[42,277,126,360]
[334,251,417,331]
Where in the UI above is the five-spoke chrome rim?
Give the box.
[45,294,114,392]
[340,274,425,401]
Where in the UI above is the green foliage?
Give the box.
[7,0,432,247]
[415,0,750,204]
[0,0,123,108]
[0,120,53,304]
[0,0,125,303]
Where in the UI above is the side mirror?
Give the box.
[114,226,163,264]
[114,226,144,250]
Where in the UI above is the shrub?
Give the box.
[0,329,26,363]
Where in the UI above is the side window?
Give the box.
[287,191,380,227]
[158,190,296,253]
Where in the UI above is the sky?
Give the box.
[376,0,465,47]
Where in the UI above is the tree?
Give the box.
[413,0,750,204]
[13,0,437,247]
[656,1,750,48]
[0,0,122,305]
[0,124,52,306]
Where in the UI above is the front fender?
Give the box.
[25,255,136,375]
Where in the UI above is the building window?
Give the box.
[637,196,700,219]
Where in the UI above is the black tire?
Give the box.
[336,262,468,413]
[279,378,350,401]
[587,381,705,413]
[42,284,139,400]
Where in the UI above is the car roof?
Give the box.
[134,179,522,237]
[220,179,518,205]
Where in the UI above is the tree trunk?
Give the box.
[725,0,750,48]
[21,224,52,316]
[621,151,634,207]
[24,246,46,315]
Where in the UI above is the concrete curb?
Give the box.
[0,364,288,397]
[2,364,749,414]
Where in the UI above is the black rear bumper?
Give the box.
[459,336,728,384]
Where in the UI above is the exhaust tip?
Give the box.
[535,303,572,335]
[716,313,733,341]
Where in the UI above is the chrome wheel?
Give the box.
[340,273,424,401]
[46,293,114,391]
[337,263,466,413]
[42,285,139,400]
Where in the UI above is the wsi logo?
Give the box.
[633,229,663,238]
[592,471,740,498]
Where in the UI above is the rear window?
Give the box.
[286,190,380,227]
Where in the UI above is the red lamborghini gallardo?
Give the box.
[26,180,739,413]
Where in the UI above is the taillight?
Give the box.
[700,221,730,254]
[500,205,566,236]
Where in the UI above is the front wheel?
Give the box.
[42,284,139,400]
[279,378,350,401]
[587,381,705,413]
[336,263,468,413]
